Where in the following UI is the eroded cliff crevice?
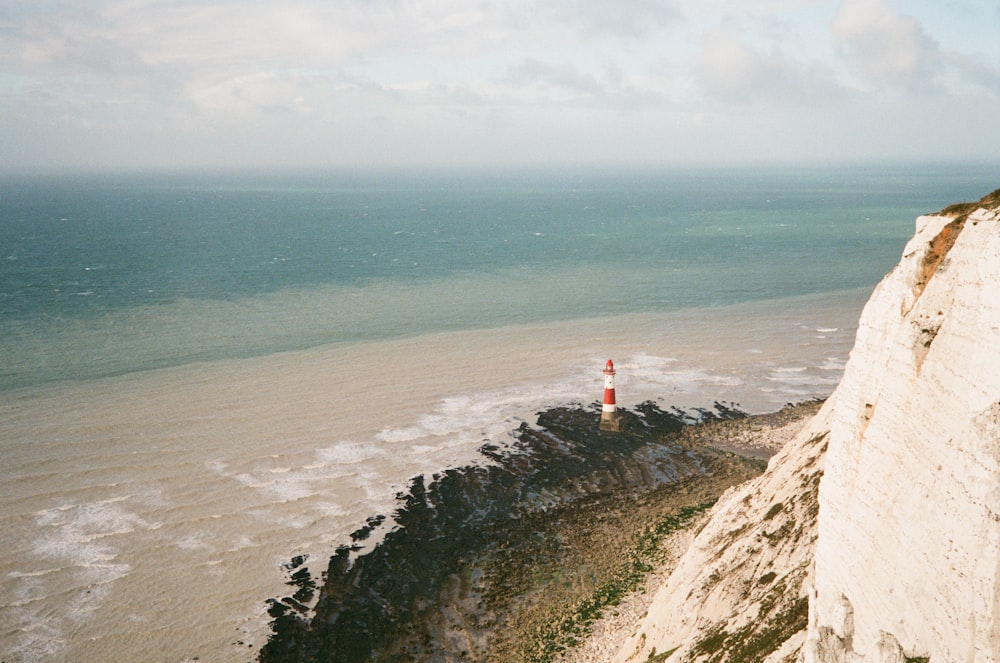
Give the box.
[805,593,931,663]
[913,216,964,299]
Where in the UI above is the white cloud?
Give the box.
[505,59,603,96]
[695,29,843,105]
[1,0,999,169]
[948,52,1000,97]
[697,30,761,98]
[538,0,680,38]
[830,0,941,88]
[186,71,318,116]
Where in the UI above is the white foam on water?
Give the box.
[33,501,156,569]
[375,386,555,446]
[625,352,744,395]
[176,536,215,552]
[820,357,847,371]
[0,289,868,663]
[1,498,155,661]
[314,441,387,466]
[5,568,62,580]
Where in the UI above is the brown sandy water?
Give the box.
[0,290,863,662]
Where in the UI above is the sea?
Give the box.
[1,163,996,662]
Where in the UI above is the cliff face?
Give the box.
[613,189,1000,663]
[805,195,1000,662]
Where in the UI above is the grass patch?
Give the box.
[688,595,808,663]
[646,647,679,662]
[528,502,715,663]
[938,187,1000,218]
[757,571,777,586]
[763,502,783,520]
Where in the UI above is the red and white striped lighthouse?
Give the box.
[600,359,620,431]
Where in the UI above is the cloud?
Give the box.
[3,3,148,82]
[2,0,999,169]
[187,71,317,117]
[695,29,843,105]
[948,53,1000,97]
[539,0,680,38]
[830,0,941,88]
[503,58,604,98]
[1,0,674,119]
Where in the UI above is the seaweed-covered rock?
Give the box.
[259,403,768,663]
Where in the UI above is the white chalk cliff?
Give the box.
[614,189,1000,663]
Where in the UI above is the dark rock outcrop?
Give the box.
[258,402,772,663]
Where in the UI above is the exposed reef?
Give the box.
[258,400,820,663]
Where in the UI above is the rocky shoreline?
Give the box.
[558,401,822,663]
[258,400,821,663]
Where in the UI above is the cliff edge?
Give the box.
[613,188,1000,663]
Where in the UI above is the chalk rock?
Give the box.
[804,199,1000,661]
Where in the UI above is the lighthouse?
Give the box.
[600,359,621,431]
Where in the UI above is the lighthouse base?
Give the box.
[599,411,622,432]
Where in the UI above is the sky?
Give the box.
[1,0,999,171]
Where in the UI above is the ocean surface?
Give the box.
[1,164,996,662]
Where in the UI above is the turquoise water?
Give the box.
[2,163,998,663]
[3,163,995,390]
